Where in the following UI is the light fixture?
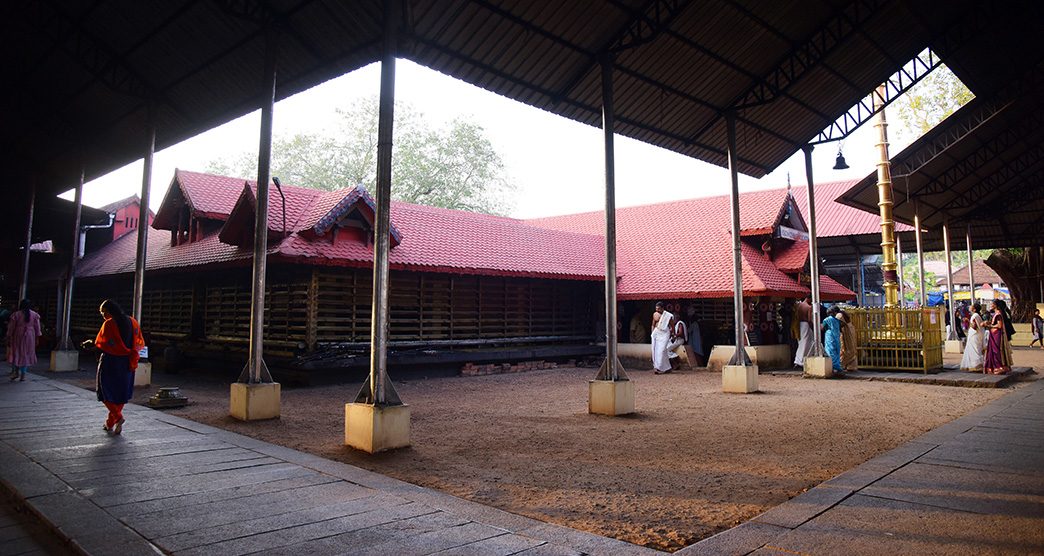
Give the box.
[833,145,850,170]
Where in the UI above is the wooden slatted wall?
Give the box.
[315,268,597,345]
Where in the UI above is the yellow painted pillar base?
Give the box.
[803,356,833,379]
[345,403,411,453]
[229,382,281,421]
[723,365,759,393]
[944,339,965,354]
[49,350,79,372]
[133,362,152,387]
[588,379,635,416]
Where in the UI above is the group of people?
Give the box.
[959,299,1018,374]
[790,296,857,373]
[4,298,144,435]
[650,302,705,374]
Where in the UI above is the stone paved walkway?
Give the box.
[0,373,656,556]
[680,378,1044,555]
[3,372,1043,555]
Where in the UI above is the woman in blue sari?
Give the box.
[822,306,843,372]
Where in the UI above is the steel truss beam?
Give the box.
[810,48,941,145]
[733,0,889,110]
[552,0,692,103]
[911,109,1044,198]
[25,0,156,99]
[955,165,1044,220]
[894,99,1010,178]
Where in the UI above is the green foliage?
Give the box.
[894,63,974,139]
[206,97,516,215]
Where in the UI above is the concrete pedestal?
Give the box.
[945,339,965,354]
[133,362,152,387]
[229,382,281,421]
[588,379,635,416]
[49,350,79,372]
[803,356,833,379]
[723,364,759,393]
[345,403,411,453]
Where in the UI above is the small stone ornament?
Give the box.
[146,386,190,409]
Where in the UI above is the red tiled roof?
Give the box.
[790,180,913,237]
[81,171,605,281]
[773,240,808,273]
[78,171,856,300]
[176,169,252,220]
[527,188,853,300]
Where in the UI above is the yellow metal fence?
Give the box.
[849,307,945,373]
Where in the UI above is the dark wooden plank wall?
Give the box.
[49,266,599,350]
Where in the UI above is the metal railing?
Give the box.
[849,307,945,373]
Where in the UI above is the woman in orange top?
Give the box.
[94,299,144,435]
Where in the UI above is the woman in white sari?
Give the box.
[960,302,985,372]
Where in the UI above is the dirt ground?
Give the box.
[58,348,1044,552]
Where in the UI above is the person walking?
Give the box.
[650,302,674,374]
[983,300,1014,375]
[1031,309,1044,350]
[5,300,41,382]
[837,310,858,372]
[793,296,813,367]
[92,299,144,434]
[960,303,985,372]
[821,306,843,373]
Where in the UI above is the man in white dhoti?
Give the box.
[667,319,687,359]
[651,302,674,374]
[793,296,813,366]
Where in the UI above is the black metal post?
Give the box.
[597,53,624,382]
[132,104,156,324]
[356,0,402,406]
[241,28,278,384]
[57,169,84,351]
[726,113,749,365]
[803,146,824,356]
[18,181,35,302]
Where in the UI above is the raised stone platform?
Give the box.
[680,378,1044,555]
[0,371,657,556]
[769,366,1035,388]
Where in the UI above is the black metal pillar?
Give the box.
[132,105,156,324]
[240,29,278,384]
[18,181,35,302]
[726,113,750,365]
[595,53,626,382]
[802,146,824,355]
[966,225,975,305]
[356,0,402,406]
[943,222,956,340]
[57,169,84,351]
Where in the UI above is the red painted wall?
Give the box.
[111,203,154,241]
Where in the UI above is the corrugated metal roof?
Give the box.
[5,0,997,204]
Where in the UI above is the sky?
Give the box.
[72,58,929,219]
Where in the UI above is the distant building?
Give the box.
[30,170,862,369]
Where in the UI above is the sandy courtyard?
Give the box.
[57,350,1042,552]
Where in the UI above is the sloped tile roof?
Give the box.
[790,180,913,237]
[526,188,854,299]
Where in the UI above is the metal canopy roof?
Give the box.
[841,63,1044,250]
[4,0,986,205]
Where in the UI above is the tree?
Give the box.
[894,62,974,140]
[207,97,516,215]
[986,248,1043,322]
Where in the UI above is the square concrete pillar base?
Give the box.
[133,362,152,387]
[49,350,79,372]
[229,382,281,421]
[803,356,833,379]
[723,365,759,393]
[345,403,411,453]
[588,379,635,416]
[945,339,965,354]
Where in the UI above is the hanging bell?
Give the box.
[833,151,850,170]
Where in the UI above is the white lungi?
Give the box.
[794,321,812,366]
[651,311,674,372]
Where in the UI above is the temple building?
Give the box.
[29,170,857,371]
